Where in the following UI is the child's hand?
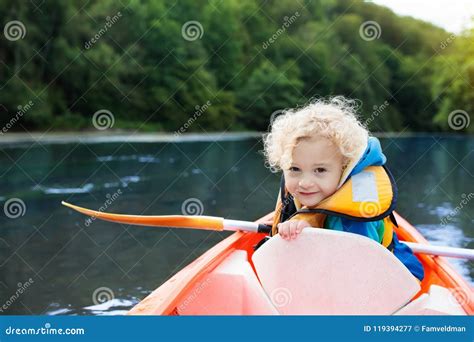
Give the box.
[277,220,312,240]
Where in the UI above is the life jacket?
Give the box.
[271,165,398,251]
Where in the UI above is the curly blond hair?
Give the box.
[263,96,369,172]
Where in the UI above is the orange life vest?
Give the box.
[271,165,398,249]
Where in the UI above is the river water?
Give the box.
[0,134,472,315]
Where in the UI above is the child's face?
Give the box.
[283,137,345,207]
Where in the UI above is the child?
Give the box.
[263,96,424,281]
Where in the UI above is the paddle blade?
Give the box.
[252,229,420,315]
[61,201,224,230]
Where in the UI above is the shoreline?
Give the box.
[0,131,263,145]
[0,130,470,145]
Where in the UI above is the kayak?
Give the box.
[128,211,473,315]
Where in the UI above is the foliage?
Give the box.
[0,0,471,133]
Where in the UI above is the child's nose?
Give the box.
[299,177,314,189]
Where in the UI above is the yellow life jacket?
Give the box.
[271,165,398,249]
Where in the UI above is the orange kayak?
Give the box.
[128,212,473,315]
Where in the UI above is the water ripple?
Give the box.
[97,154,161,163]
[33,183,94,194]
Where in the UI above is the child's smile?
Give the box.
[283,137,345,207]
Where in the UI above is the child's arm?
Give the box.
[277,220,312,240]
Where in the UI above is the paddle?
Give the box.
[61,201,474,260]
[403,242,474,260]
[61,201,271,233]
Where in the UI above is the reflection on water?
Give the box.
[0,134,472,315]
[416,224,472,281]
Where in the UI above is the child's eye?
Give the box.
[289,166,300,172]
[314,168,327,173]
